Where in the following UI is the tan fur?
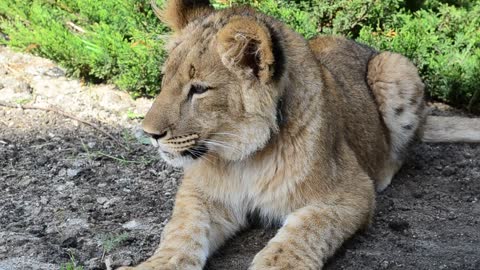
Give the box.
[120,1,424,269]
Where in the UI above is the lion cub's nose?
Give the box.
[144,130,168,140]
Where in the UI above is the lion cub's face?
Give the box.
[142,14,283,167]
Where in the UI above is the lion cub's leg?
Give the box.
[367,52,425,191]
[119,181,246,270]
[250,182,374,270]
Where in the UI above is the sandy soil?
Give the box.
[1,47,479,270]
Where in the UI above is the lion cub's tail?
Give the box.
[367,52,480,191]
[367,52,480,145]
[367,52,425,191]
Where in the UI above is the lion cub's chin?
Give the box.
[157,150,195,168]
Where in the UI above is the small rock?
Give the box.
[388,220,410,232]
[442,166,456,177]
[67,168,81,177]
[412,191,424,199]
[122,220,147,230]
[0,83,4,89]
[447,212,457,220]
[112,258,133,268]
[60,236,78,248]
[40,196,49,205]
[103,197,120,208]
[13,81,33,94]
[96,197,108,205]
[36,156,49,166]
[122,220,139,230]
[99,90,132,111]
[43,67,65,78]
[86,257,102,270]
[19,177,33,187]
[27,224,46,237]
[62,218,89,229]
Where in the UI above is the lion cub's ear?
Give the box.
[217,17,275,83]
[151,0,213,32]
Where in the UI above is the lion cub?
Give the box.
[121,0,424,269]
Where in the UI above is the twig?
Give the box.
[105,256,112,270]
[350,3,371,30]
[66,21,86,34]
[0,101,129,150]
[0,118,8,127]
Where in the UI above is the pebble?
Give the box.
[122,220,148,230]
[60,236,78,248]
[122,220,140,230]
[67,168,81,177]
[13,81,33,94]
[43,67,65,78]
[36,156,48,166]
[96,197,108,204]
[442,166,456,177]
[40,196,48,205]
[57,168,66,177]
[447,212,457,220]
[388,220,410,232]
[112,258,133,268]
[380,260,390,269]
[86,257,102,269]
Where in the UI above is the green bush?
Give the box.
[0,0,167,97]
[1,0,478,111]
[358,4,480,112]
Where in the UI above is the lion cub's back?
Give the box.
[309,36,389,180]
[309,36,425,191]
[308,36,377,82]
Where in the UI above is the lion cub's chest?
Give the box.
[189,154,309,222]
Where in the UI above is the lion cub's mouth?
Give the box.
[159,133,209,160]
[180,143,208,159]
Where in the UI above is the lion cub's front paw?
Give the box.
[116,253,202,270]
[249,242,311,270]
[116,262,175,270]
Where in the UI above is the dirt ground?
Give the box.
[1,48,479,270]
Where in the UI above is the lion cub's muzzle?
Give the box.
[145,131,208,160]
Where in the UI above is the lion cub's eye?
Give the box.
[189,84,209,95]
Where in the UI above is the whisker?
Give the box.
[202,139,244,156]
[187,148,213,164]
[209,132,247,141]
[203,139,241,152]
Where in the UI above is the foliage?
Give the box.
[1,0,478,111]
[219,0,403,38]
[102,232,129,253]
[60,252,84,270]
[358,4,480,111]
[0,0,167,98]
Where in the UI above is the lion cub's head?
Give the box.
[142,0,286,167]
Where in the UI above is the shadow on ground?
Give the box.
[1,107,479,270]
